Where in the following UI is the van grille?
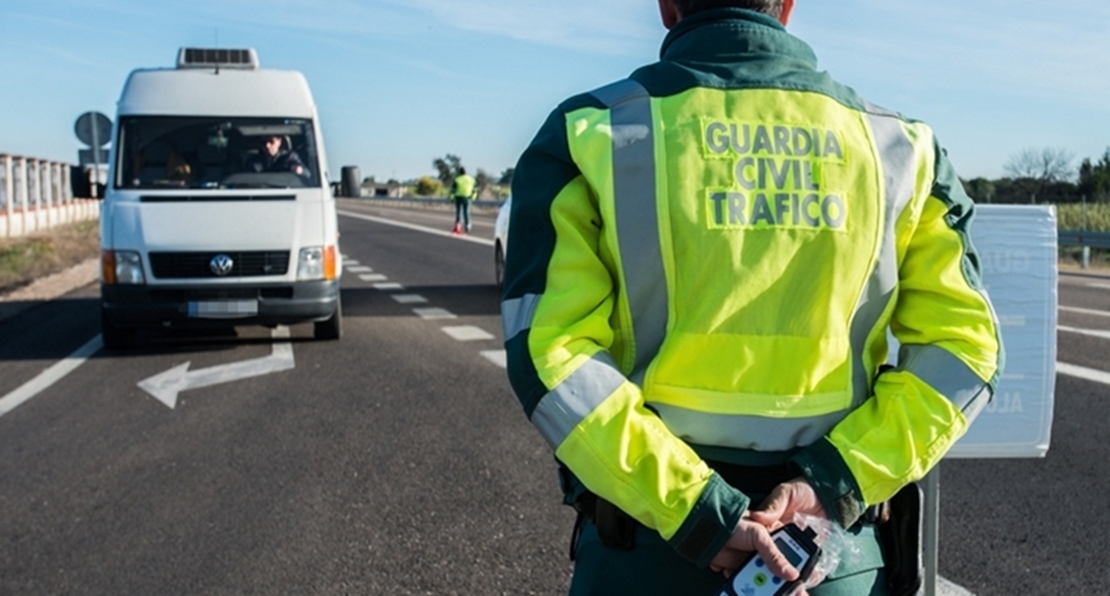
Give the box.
[149,251,290,279]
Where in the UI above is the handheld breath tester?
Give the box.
[718,524,821,596]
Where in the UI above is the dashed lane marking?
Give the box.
[1058,325,1110,341]
[1085,282,1110,290]
[481,350,507,368]
[374,283,405,291]
[441,326,495,341]
[1059,305,1110,318]
[413,308,457,320]
[347,266,373,273]
[359,273,388,282]
[1057,362,1110,386]
[392,294,428,304]
[343,259,359,266]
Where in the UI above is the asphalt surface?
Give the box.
[0,200,1107,595]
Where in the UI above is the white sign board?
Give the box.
[891,205,1058,458]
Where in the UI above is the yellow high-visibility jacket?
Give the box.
[501,8,1002,567]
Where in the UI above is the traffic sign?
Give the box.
[78,148,109,166]
[75,111,112,148]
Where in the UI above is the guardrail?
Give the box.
[1058,229,1110,269]
[0,153,100,239]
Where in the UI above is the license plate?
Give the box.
[187,300,259,319]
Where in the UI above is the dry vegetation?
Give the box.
[0,221,100,294]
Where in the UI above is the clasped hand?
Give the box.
[708,477,828,595]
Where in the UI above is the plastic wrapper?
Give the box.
[792,513,862,591]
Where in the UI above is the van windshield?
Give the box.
[115,117,321,190]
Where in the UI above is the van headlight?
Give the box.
[102,250,146,285]
[297,245,337,281]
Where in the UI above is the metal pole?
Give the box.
[923,466,941,596]
[90,111,100,200]
[2,154,11,238]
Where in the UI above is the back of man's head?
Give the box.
[673,0,783,18]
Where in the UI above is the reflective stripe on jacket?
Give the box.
[501,8,1002,568]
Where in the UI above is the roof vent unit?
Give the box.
[176,47,259,70]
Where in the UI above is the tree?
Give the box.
[499,167,515,186]
[475,169,493,198]
[1078,148,1110,201]
[432,154,463,189]
[1003,147,1076,185]
[963,177,996,203]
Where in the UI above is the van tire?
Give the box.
[314,298,342,341]
[101,308,137,350]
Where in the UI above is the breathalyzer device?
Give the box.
[718,524,821,596]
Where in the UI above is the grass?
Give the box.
[1056,203,1110,232]
[0,220,100,294]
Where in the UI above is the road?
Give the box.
[0,200,1107,595]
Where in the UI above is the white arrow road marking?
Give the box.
[0,335,103,420]
[137,326,295,409]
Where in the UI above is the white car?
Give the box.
[494,196,511,288]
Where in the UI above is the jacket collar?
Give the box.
[659,8,818,69]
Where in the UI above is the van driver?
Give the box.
[247,134,308,177]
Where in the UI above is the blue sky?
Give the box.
[2,0,1108,183]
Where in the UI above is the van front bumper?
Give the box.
[101,280,339,328]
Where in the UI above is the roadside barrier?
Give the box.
[0,153,100,239]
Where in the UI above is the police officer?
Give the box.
[451,167,478,234]
[501,1,1003,595]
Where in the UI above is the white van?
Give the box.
[99,48,341,348]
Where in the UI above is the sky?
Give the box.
[2,0,1108,183]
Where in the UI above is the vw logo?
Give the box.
[209,254,234,276]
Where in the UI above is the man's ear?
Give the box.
[779,0,795,25]
[658,0,681,29]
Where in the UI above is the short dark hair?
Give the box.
[673,0,783,18]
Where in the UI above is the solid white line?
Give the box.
[1057,362,1110,386]
[1060,305,1110,318]
[1058,325,1110,341]
[338,210,495,247]
[0,335,103,419]
[1085,282,1110,290]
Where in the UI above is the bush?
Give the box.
[414,176,442,197]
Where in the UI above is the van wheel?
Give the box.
[314,298,342,341]
[101,308,137,350]
[494,243,505,289]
